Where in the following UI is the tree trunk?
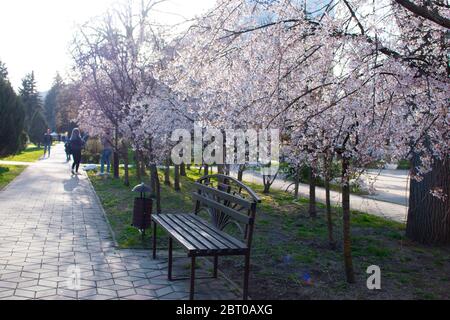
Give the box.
[342,157,355,283]
[294,164,300,199]
[237,164,246,182]
[164,158,171,186]
[135,150,141,182]
[180,163,186,176]
[149,164,157,198]
[204,164,209,176]
[122,142,129,187]
[263,180,271,194]
[139,151,147,177]
[325,176,335,249]
[406,156,450,245]
[309,168,317,218]
[262,166,279,194]
[113,127,119,179]
[113,151,119,179]
[174,164,181,191]
[263,173,277,194]
[152,166,161,214]
[123,153,129,187]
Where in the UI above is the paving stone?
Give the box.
[22,285,59,292]
[103,284,132,291]
[0,289,14,298]
[0,271,22,280]
[14,289,36,299]
[136,283,166,291]
[1,295,30,300]
[83,294,117,300]
[0,281,17,289]
[159,292,189,300]
[132,279,151,287]
[113,278,136,287]
[77,288,98,299]
[16,279,39,288]
[96,288,118,298]
[4,265,23,271]
[111,271,129,278]
[134,288,157,297]
[122,294,154,300]
[35,289,58,299]
[37,279,58,288]
[56,288,78,299]
[117,288,137,298]
[44,295,76,300]
[155,286,174,297]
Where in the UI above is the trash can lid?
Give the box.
[132,182,152,193]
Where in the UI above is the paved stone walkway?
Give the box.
[0,144,239,300]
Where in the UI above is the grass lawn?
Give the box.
[88,167,450,300]
[0,165,26,190]
[0,144,45,162]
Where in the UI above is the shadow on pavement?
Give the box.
[64,175,80,192]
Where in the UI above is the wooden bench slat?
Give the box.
[192,192,251,225]
[167,214,246,253]
[165,214,225,251]
[187,214,247,250]
[153,214,248,254]
[177,214,240,251]
[174,215,229,250]
[152,215,201,254]
[194,183,254,209]
[162,215,213,252]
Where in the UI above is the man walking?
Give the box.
[43,129,52,158]
[100,131,113,175]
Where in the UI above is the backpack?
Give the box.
[65,141,72,154]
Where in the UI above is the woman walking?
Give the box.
[69,128,85,175]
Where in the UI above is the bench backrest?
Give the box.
[193,174,261,247]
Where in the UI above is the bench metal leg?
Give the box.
[152,221,157,259]
[243,253,250,300]
[213,256,218,278]
[190,256,196,300]
[168,238,173,281]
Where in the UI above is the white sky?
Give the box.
[0,0,216,92]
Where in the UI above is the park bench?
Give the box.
[152,174,261,300]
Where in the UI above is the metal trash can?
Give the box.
[131,182,153,236]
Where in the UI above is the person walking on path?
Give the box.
[64,139,71,162]
[43,129,53,158]
[100,131,113,175]
[70,128,85,175]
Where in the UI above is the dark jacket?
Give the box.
[43,133,52,145]
[70,136,85,152]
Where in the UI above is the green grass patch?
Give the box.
[88,165,450,300]
[0,144,45,162]
[0,165,26,190]
[351,211,405,230]
[397,160,411,170]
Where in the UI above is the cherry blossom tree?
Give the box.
[71,0,166,183]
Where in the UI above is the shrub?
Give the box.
[82,137,102,164]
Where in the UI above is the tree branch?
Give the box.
[394,0,450,29]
